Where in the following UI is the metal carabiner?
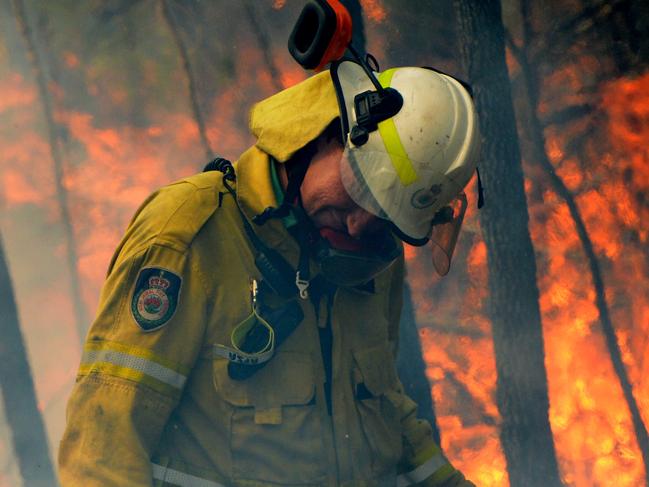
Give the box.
[295,271,309,299]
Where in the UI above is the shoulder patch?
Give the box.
[131,267,182,331]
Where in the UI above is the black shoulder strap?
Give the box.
[204,157,300,299]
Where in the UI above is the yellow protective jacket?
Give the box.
[59,71,473,487]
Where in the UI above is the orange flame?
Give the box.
[408,63,649,486]
[360,0,387,23]
[2,7,649,486]
[529,71,649,486]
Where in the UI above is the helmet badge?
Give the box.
[411,184,443,209]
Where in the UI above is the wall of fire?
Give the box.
[0,0,647,486]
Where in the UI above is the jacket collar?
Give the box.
[234,146,301,265]
[233,69,352,276]
[249,70,340,163]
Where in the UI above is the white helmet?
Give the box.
[331,60,480,259]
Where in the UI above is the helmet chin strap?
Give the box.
[252,151,320,298]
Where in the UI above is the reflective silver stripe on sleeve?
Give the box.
[83,349,186,390]
[152,463,225,487]
[396,453,449,487]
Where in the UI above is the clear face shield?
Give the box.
[313,227,402,287]
[429,192,467,276]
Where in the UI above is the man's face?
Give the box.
[299,135,386,240]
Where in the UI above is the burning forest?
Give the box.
[0,0,648,486]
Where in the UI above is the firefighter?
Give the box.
[59,59,479,487]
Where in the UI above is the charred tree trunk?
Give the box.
[120,9,150,128]
[243,0,283,93]
[161,0,213,161]
[0,236,58,487]
[631,1,649,65]
[507,4,649,481]
[12,0,88,345]
[452,1,562,485]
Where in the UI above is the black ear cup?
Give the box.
[288,0,337,70]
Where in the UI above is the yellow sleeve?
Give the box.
[58,241,209,486]
[387,256,475,487]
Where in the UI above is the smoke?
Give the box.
[0,0,647,486]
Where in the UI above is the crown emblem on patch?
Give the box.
[148,274,170,290]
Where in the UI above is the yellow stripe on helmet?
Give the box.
[377,68,418,186]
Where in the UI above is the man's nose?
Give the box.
[346,209,383,240]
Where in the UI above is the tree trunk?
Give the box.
[243,0,283,94]
[12,0,88,345]
[161,0,214,161]
[452,0,562,485]
[630,0,649,65]
[0,236,58,487]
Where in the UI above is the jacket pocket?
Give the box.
[353,343,403,476]
[213,350,326,484]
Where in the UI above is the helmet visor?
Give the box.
[316,229,402,287]
[430,192,467,276]
[340,145,391,220]
[340,143,463,240]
